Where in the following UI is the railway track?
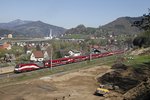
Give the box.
[0,67,53,79]
[0,50,125,80]
[0,57,117,80]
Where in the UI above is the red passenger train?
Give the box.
[14,63,42,73]
[14,50,124,73]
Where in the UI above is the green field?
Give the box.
[124,54,150,68]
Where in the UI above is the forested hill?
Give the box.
[101,16,142,34]
[65,16,142,36]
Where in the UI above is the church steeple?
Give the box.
[49,29,53,39]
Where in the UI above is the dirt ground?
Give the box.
[0,65,123,100]
[0,66,14,74]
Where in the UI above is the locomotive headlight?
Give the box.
[14,68,19,70]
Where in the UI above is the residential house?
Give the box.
[0,37,4,40]
[92,48,101,54]
[8,33,13,38]
[30,51,49,62]
[68,50,81,57]
[90,35,97,39]
[26,50,32,54]
[0,42,11,50]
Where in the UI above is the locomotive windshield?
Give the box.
[15,65,20,68]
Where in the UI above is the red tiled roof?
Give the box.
[0,42,11,49]
[92,45,100,49]
[0,45,4,49]
[33,51,44,58]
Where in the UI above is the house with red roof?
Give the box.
[30,51,49,62]
[0,42,11,50]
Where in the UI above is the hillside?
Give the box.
[0,19,32,29]
[13,21,66,37]
[101,16,142,34]
[0,19,66,37]
[65,16,142,37]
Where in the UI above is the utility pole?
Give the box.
[0,66,2,74]
[50,47,53,70]
[89,45,92,61]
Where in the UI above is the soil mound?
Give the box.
[98,70,139,92]
[123,78,150,100]
[111,63,128,70]
[97,63,150,93]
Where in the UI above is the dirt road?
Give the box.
[0,65,123,100]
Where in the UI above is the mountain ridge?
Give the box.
[65,16,142,37]
[0,16,142,38]
[0,19,32,29]
[101,16,142,34]
[0,19,66,37]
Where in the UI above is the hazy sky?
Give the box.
[0,0,149,29]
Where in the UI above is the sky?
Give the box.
[0,0,150,29]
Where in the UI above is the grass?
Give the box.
[0,54,122,85]
[123,54,150,68]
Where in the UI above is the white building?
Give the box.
[44,29,53,40]
[68,50,81,57]
[30,51,49,62]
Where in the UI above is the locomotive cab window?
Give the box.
[15,65,20,68]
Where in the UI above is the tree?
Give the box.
[133,36,146,48]
[36,44,41,51]
[0,49,6,57]
[8,46,24,57]
[55,50,62,58]
[133,10,150,31]
[132,10,150,48]
[24,45,28,53]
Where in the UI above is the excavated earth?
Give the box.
[98,63,150,100]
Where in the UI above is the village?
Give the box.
[0,31,123,68]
